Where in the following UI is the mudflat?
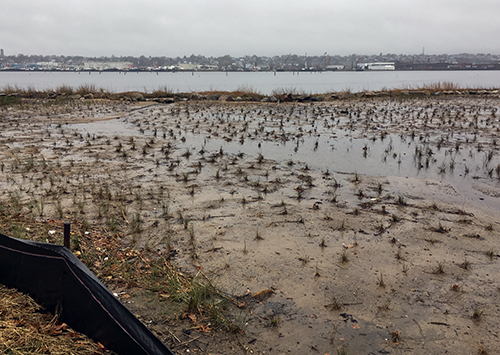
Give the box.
[1,96,499,354]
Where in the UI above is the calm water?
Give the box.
[1,70,500,95]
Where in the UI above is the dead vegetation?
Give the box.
[0,284,116,354]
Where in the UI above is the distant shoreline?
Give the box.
[1,84,499,104]
[2,67,500,72]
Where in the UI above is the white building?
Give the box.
[358,62,395,71]
[325,64,345,71]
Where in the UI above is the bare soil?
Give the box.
[1,96,499,355]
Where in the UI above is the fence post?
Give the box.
[64,223,71,249]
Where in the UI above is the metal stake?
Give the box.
[64,223,71,249]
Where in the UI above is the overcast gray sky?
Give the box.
[1,0,498,57]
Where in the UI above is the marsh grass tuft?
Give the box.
[485,248,497,260]
[460,258,471,270]
[352,172,361,184]
[377,273,386,288]
[402,263,409,274]
[254,229,263,241]
[326,295,343,310]
[336,345,349,355]
[432,221,450,233]
[314,262,321,277]
[131,213,143,234]
[396,194,407,206]
[378,301,391,312]
[434,261,446,274]
[268,315,280,328]
[340,249,349,264]
[478,342,489,355]
[395,246,405,260]
[299,255,310,266]
[472,306,483,321]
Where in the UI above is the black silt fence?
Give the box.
[0,232,174,355]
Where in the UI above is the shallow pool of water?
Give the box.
[64,102,500,215]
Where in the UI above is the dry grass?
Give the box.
[0,207,239,336]
[414,81,462,91]
[0,284,116,354]
[271,87,309,97]
[2,82,498,104]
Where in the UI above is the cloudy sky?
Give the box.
[1,0,498,57]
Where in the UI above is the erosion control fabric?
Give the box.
[0,233,174,355]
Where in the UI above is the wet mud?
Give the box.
[1,96,500,354]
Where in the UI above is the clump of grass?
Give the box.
[485,248,497,260]
[432,221,450,233]
[325,295,343,310]
[299,255,310,265]
[268,315,280,328]
[378,301,391,312]
[396,194,407,206]
[254,229,263,241]
[417,81,460,91]
[395,246,405,260]
[336,345,349,355]
[402,263,409,274]
[472,306,483,321]
[10,224,25,240]
[377,273,386,288]
[0,95,18,105]
[81,218,90,232]
[131,213,143,234]
[183,216,191,230]
[185,281,219,315]
[271,87,307,98]
[352,172,360,184]
[429,202,439,211]
[460,258,471,270]
[106,214,119,236]
[188,225,195,244]
[433,261,445,274]
[478,342,489,355]
[337,219,346,231]
[314,262,321,278]
[340,249,349,264]
[280,205,288,215]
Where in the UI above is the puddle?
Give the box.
[65,119,139,136]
